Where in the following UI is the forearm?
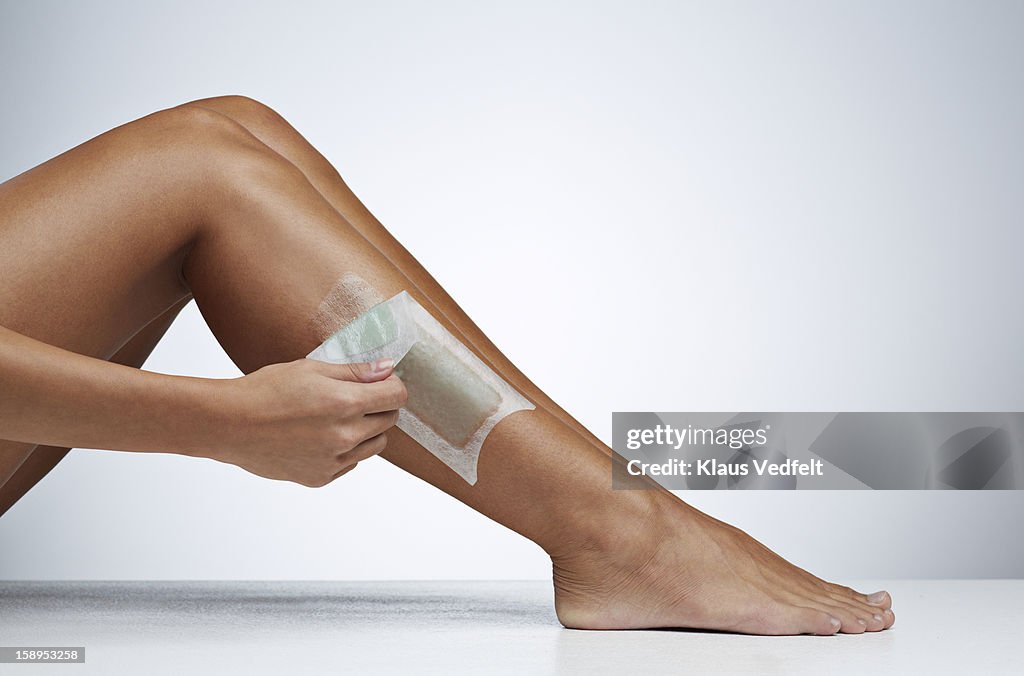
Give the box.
[0,324,225,456]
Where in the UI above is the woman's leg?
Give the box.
[181,96,608,454]
[173,99,896,635]
[0,297,191,516]
[0,110,201,513]
[0,101,893,634]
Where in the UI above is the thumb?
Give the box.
[329,358,396,383]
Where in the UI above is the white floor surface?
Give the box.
[0,579,1017,675]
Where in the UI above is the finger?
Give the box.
[338,433,389,464]
[350,410,401,443]
[351,375,409,414]
[312,358,395,383]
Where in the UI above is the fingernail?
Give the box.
[867,591,888,604]
[372,358,395,374]
[830,617,841,631]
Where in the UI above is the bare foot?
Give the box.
[552,493,895,635]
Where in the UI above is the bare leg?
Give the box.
[0,297,191,516]
[183,96,607,453]
[0,101,893,634]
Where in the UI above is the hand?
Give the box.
[210,358,407,487]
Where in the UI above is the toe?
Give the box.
[831,583,892,610]
[865,610,888,632]
[840,601,885,632]
[777,587,867,635]
[826,593,888,631]
[822,603,869,634]
[847,600,894,632]
[797,607,843,636]
[822,583,894,629]
[865,590,893,609]
[755,603,840,636]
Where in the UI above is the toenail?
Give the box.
[830,617,841,631]
[857,618,867,626]
[872,614,883,623]
[867,591,888,604]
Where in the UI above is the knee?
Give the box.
[179,95,344,186]
[150,104,301,189]
[185,94,292,137]
[147,104,256,158]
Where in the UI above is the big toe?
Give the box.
[865,590,893,610]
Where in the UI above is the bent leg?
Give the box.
[174,104,893,635]
[0,297,191,516]
[0,107,228,513]
[182,96,606,453]
[0,100,893,634]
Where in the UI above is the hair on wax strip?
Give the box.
[308,290,535,484]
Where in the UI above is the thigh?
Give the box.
[0,104,258,359]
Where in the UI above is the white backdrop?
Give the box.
[1,0,1022,580]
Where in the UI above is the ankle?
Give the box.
[544,485,672,564]
[549,488,690,629]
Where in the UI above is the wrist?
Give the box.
[173,376,243,461]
